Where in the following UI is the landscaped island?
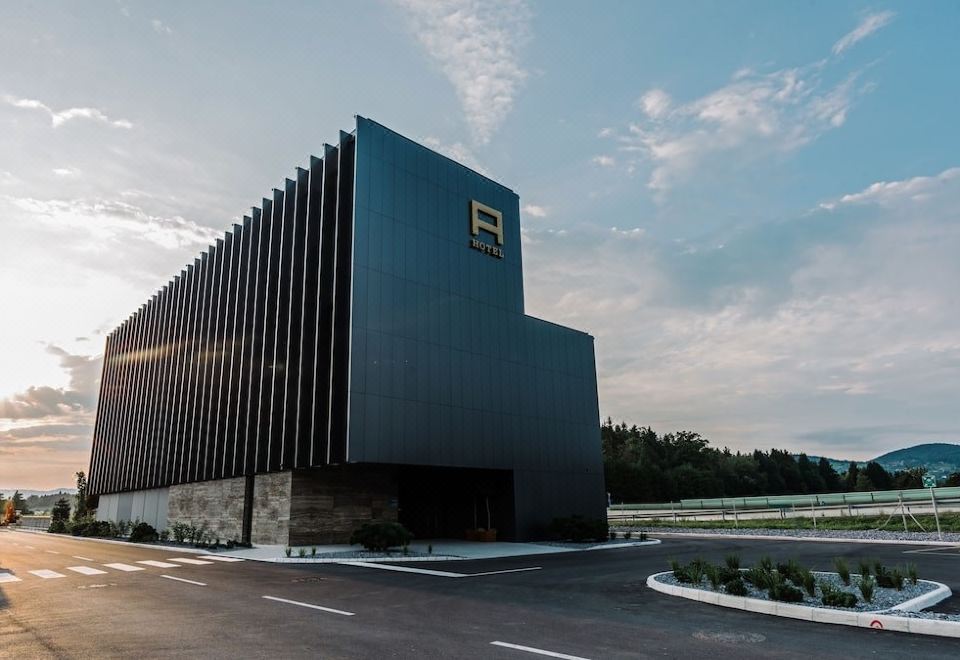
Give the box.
[647,554,959,637]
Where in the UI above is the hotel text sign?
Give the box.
[469,200,504,259]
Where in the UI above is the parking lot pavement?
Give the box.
[2,529,960,659]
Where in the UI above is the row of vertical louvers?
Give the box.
[88,131,356,496]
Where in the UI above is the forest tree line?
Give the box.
[601,420,960,504]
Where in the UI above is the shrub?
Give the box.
[298,547,306,558]
[776,559,806,586]
[350,521,413,552]
[47,520,68,534]
[609,531,617,540]
[640,531,647,541]
[801,570,817,598]
[116,519,131,538]
[170,521,189,544]
[725,554,741,570]
[758,556,773,572]
[718,566,741,585]
[285,547,292,558]
[49,498,71,533]
[891,567,905,591]
[725,577,749,597]
[907,563,918,585]
[128,522,158,543]
[547,516,608,542]
[311,547,317,558]
[821,583,858,608]
[159,529,170,542]
[834,558,851,586]
[704,564,722,590]
[857,560,872,579]
[859,576,876,603]
[624,531,632,540]
[769,581,804,603]
[744,566,775,590]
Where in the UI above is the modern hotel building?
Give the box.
[88,117,604,544]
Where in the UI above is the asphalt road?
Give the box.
[2,528,960,659]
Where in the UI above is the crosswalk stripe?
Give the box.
[199,555,245,562]
[167,557,213,565]
[103,563,145,572]
[29,570,66,579]
[136,560,181,568]
[67,566,108,576]
[0,572,22,583]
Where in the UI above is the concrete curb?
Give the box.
[646,571,960,638]
[224,539,661,563]
[7,527,217,555]
[631,531,960,547]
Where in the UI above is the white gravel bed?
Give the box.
[622,526,960,543]
[654,570,940,612]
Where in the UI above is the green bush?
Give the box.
[48,498,71,534]
[859,576,876,603]
[801,570,817,598]
[769,580,804,603]
[704,564,722,590]
[724,578,749,596]
[833,558,851,585]
[821,584,858,608]
[907,563,918,585]
[744,566,775,590]
[758,556,773,571]
[857,560,872,579]
[285,547,292,558]
[725,554,741,570]
[128,522,158,543]
[776,559,806,586]
[350,521,413,552]
[547,516,608,542]
[170,521,189,543]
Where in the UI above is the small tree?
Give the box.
[49,498,71,533]
[11,490,31,515]
[2,500,17,525]
[74,471,88,521]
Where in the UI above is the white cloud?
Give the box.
[2,195,221,250]
[637,88,671,119]
[522,203,548,218]
[592,155,616,167]
[822,167,960,208]
[52,167,80,177]
[833,11,895,56]
[151,18,173,35]
[4,94,133,129]
[422,136,488,175]
[395,0,530,145]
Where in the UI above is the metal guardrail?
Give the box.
[16,515,52,530]
[609,486,960,511]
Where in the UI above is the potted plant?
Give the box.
[465,494,497,542]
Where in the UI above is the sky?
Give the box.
[1,1,958,489]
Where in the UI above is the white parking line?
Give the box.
[167,557,213,565]
[67,566,108,576]
[198,555,245,562]
[0,572,22,583]
[103,563,145,572]
[337,562,542,578]
[137,560,181,568]
[490,641,591,660]
[29,570,66,579]
[160,575,206,586]
[73,556,95,562]
[262,595,355,616]
[44,550,60,555]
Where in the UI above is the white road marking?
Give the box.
[0,572,22,583]
[338,562,542,579]
[160,575,206,586]
[44,550,60,555]
[137,560,181,568]
[167,557,213,565]
[337,562,462,578]
[29,570,67,579]
[262,595,355,616]
[198,555,245,562]
[73,556,95,562]
[103,563,145,572]
[463,567,543,578]
[490,641,592,660]
[67,566,108,576]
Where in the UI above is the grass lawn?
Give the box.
[617,512,960,533]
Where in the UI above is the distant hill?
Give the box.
[807,443,960,480]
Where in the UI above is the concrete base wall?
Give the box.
[96,488,169,530]
[289,465,398,545]
[167,476,247,543]
[251,471,292,546]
